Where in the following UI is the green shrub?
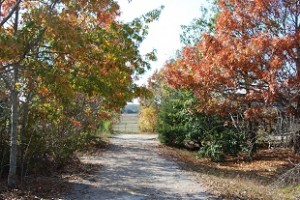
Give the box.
[157,88,248,161]
[158,123,187,145]
[97,120,113,136]
[21,117,114,175]
[198,142,224,162]
[157,90,194,145]
[198,129,247,162]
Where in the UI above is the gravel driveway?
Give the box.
[64,134,219,200]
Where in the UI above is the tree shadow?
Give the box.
[63,136,221,200]
[64,178,219,200]
[0,161,103,199]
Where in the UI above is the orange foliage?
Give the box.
[162,0,300,120]
[72,120,82,127]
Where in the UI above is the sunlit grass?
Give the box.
[159,145,300,199]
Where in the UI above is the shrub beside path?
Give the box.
[64,134,219,200]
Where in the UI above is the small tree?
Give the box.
[138,107,157,133]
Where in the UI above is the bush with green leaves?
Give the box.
[157,90,195,146]
[198,128,247,162]
[157,88,248,161]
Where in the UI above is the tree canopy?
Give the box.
[0,0,163,187]
[164,0,300,119]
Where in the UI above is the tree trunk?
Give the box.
[7,2,20,188]
[8,67,19,188]
[20,92,32,183]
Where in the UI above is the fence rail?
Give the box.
[113,113,139,134]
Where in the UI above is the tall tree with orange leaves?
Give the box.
[164,0,300,155]
[0,0,162,187]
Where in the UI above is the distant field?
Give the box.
[113,113,140,134]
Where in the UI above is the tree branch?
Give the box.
[0,0,22,28]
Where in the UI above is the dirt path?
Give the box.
[64,134,219,200]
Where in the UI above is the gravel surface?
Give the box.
[64,134,219,200]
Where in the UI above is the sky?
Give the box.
[117,0,208,86]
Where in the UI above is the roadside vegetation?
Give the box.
[0,0,162,193]
[2,0,300,199]
[160,145,300,200]
[140,0,300,199]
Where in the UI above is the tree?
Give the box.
[180,0,217,46]
[163,0,300,155]
[1,0,162,187]
[138,106,157,133]
[150,70,246,161]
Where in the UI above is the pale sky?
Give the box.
[117,0,208,86]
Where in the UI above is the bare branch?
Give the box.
[0,0,22,28]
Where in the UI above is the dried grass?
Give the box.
[274,164,300,187]
[158,145,300,200]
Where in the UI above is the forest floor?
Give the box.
[1,133,300,199]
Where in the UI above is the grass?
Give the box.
[158,145,300,200]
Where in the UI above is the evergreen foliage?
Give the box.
[157,88,247,161]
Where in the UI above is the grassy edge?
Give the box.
[157,144,300,200]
